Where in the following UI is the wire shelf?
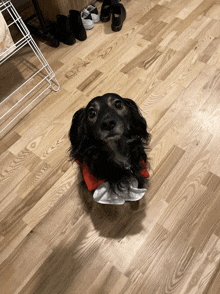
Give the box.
[0,0,60,135]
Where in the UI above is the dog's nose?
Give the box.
[101,118,116,131]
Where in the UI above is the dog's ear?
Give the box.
[124,98,150,142]
[69,108,86,161]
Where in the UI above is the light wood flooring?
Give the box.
[1,0,220,293]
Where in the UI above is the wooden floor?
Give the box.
[1,0,220,293]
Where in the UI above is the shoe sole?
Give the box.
[100,14,111,22]
[111,24,122,31]
[84,25,94,30]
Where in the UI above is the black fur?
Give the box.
[69,93,150,191]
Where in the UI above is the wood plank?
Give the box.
[179,234,220,294]
[137,4,171,25]
[1,0,220,293]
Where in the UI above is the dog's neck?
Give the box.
[105,137,131,169]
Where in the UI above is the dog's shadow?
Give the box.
[78,178,149,239]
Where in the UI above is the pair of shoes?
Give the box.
[100,0,126,32]
[81,4,100,30]
[55,10,87,45]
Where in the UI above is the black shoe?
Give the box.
[111,3,126,32]
[100,0,121,22]
[69,10,87,41]
[55,15,76,45]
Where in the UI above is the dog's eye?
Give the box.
[88,109,97,119]
[114,100,123,109]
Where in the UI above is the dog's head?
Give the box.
[69,93,150,163]
[86,94,129,142]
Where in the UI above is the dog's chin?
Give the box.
[102,134,122,142]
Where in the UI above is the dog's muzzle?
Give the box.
[99,114,125,141]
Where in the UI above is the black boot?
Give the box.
[69,10,87,41]
[55,15,76,45]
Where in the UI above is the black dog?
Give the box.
[69,93,150,204]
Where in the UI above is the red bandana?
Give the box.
[76,159,149,191]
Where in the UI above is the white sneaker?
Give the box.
[81,9,94,30]
[86,5,100,23]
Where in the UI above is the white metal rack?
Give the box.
[0,0,59,135]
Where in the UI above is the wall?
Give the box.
[12,0,29,8]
